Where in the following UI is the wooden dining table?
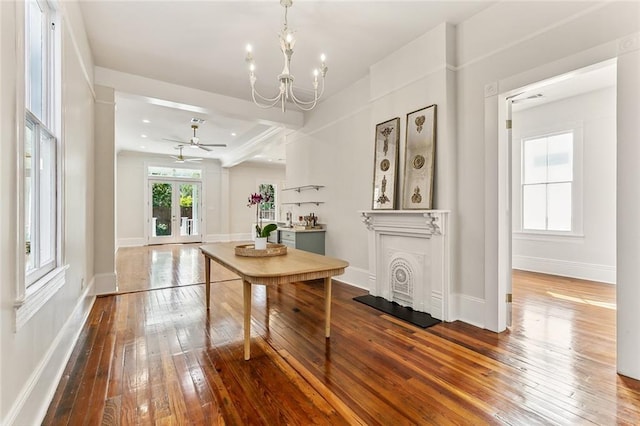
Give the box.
[200,242,349,360]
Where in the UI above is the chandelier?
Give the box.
[245,0,328,112]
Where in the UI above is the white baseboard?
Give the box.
[95,272,117,294]
[450,293,486,329]
[513,255,616,284]
[334,266,370,291]
[116,237,146,248]
[205,233,250,243]
[5,278,96,426]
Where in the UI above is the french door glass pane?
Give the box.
[523,138,547,184]
[25,121,35,271]
[152,183,172,237]
[523,184,546,230]
[547,133,573,183]
[547,183,572,231]
[179,183,199,237]
[39,130,55,265]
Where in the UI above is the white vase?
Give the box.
[254,237,267,250]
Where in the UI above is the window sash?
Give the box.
[25,0,56,128]
[25,112,57,286]
[521,131,574,232]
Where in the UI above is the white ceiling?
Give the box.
[79,2,619,166]
[79,0,497,165]
[511,61,617,111]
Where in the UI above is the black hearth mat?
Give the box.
[353,295,441,329]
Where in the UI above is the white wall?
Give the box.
[0,1,97,424]
[511,87,617,283]
[228,162,286,236]
[286,23,458,289]
[116,152,285,245]
[616,41,640,380]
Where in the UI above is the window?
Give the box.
[24,0,59,286]
[148,166,202,179]
[258,183,276,221]
[521,131,573,232]
[16,0,63,329]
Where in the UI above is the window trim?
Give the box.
[515,122,584,238]
[14,0,65,331]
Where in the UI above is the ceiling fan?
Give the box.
[162,124,227,152]
[170,145,202,163]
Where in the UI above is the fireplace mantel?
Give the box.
[359,210,451,321]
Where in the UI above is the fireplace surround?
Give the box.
[360,210,451,321]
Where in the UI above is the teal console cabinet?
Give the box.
[278,229,326,255]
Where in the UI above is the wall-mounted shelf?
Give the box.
[282,185,324,193]
[282,201,325,206]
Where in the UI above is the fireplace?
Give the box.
[360,210,450,321]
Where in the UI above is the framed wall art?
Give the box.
[372,117,400,210]
[402,104,436,209]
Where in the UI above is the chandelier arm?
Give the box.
[287,78,325,106]
[251,87,284,104]
[251,89,283,109]
[291,99,319,111]
[288,90,318,108]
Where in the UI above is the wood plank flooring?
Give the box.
[116,243,239,293]
[44,246,640,424]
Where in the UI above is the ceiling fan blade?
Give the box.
[197,145,212,152]
[162,138,187,144]
[185,158,203,162]
[199,143,227,147]
[169,155,181,160]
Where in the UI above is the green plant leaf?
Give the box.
[260,223,278,238]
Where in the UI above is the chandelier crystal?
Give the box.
[245,0,328,112]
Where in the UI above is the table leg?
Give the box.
[324,276,332,338]
[243,280,252,360]
[205,256,211,310]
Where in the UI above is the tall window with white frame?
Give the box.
[521,131,574,232]
[24,0,60,286]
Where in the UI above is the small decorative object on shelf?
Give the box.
[235,243,288,257]
[247,190,278,244]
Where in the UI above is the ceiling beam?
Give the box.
[94,67,304,129]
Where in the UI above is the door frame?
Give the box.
[489,58,617,332]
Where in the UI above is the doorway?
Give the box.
[148,180,202,244]
[502,59,617,326]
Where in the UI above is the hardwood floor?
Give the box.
[116,243,239,293]
[44,245,640,425]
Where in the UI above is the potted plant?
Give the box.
[247,192,278,249]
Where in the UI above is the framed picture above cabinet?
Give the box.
[371,117,400,210]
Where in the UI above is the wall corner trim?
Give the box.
[484,82,499,98]
[618,33,640,55]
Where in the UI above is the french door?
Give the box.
[148,180,202,244]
